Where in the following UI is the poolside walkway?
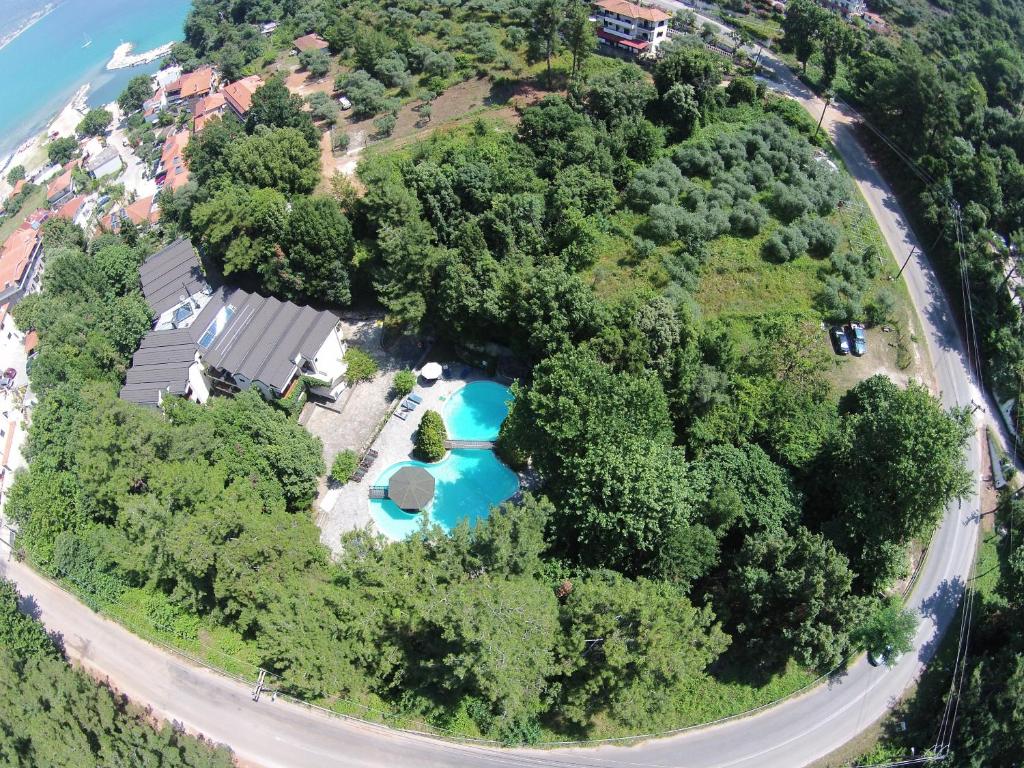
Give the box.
[316,367,489,556]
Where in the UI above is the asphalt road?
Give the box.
[1,33,984,768]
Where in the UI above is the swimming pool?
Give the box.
[369,450,520,538]
[442,381,512,441]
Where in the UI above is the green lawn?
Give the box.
[0,185,46,242]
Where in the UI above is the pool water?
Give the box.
[442,381,512,442]
[369,450,520,539]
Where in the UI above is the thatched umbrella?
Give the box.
[388,466,435,510]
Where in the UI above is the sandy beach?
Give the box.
[106,40,173,70]
[0,85,87,197]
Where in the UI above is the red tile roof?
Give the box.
[223,75,263,116]
[594,0,670,22]
[46,167,74,202]
[24,330,38,355]
[169,66,215,99]
[55,194,86,220]
[124,194,159,225]
[293,33,329,52]
[11,179,25,196]
[192,91,227,132]
[0,227,40,291]
[160,131,191,190]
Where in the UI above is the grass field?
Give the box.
[0,185,46,242]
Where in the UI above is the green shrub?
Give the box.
[415,410,447,462]
[393,369,416,397]
[344,346,379,384]
[330,450,359,483]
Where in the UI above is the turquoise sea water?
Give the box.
[442,381,512,441]
[369,450,520,539]
[0,0,191,160]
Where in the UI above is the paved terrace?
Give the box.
[316,367,489,555]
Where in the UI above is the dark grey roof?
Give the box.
[118,328,196,406]
[200,287,340,392]
[138,238,209,316]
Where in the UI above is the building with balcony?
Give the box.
[593,0,671,57]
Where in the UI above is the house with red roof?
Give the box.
[0,224,45,307]
[223,75,263,120]
[193,91,227,132]
[293,33,329,53]
[55,195,86,223]
[46,166,75,207]
[101,194,160,232]
[592,0,671,56]
[167,66,216,104]
[157,131,190,190]
[143,86,168,124]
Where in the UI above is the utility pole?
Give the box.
[814,91,833,139]
[252,668,266,702]
[891,246,917,280]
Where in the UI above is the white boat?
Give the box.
[82,33,92,48]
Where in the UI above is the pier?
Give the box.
[106,41,173,70]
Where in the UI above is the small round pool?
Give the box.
[443,381,512,441]
[370,450,520,539]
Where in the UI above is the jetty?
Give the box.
[106,41,173,70]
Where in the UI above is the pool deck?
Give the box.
[316,368,494,555]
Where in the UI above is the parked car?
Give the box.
[0,368,16,389]
[846,323,867,356]
[830,325,850,355]
[337,95,352,110]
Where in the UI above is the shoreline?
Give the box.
[106,40,173,70]
[0,85,88,187]
[0,3,57,53]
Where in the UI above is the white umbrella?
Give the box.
[420,362,443,380]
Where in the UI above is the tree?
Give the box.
[563,0,596,81]
[393,370,416,397]
[819,14,856,87]
[277,195,353,304]
[47,137,79,166]
[5,165,25,185]
[781,0,827,73]
[298,48,331,79]
[853,596,917,666]
[558,571,728,729]
[330,450,359,483]
[335,70,390,118]
[415,410,447,462]
[652,43,725,115]
[306,92,339,125]
[77,108,113,137]
[343,347,379,384]
[531,0,567,88]
[823,376,973,591]
[227,127,321,194]
[245,77,319,147]
[117,74,153,113]
[373,113,397,138]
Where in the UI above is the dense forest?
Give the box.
[0,578,233,767]
[9,24,977,741]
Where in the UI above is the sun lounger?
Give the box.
[395,410,408,420]
[403,398,419,410]
[367,449,379,458]
[407,394,422,404]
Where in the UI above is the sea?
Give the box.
[0,0,192,162]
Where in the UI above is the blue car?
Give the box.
[846,323,867,356]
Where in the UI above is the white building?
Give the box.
[593,0,671,57]
[85,146,123,179]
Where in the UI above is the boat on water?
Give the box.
[82,33,92,48]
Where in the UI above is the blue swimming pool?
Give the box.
[442,381,512,441]
[369,450,520,538]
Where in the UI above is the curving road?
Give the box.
[1,35,983,768]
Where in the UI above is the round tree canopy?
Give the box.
[388,466,435,510]
[421,362,443,380]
